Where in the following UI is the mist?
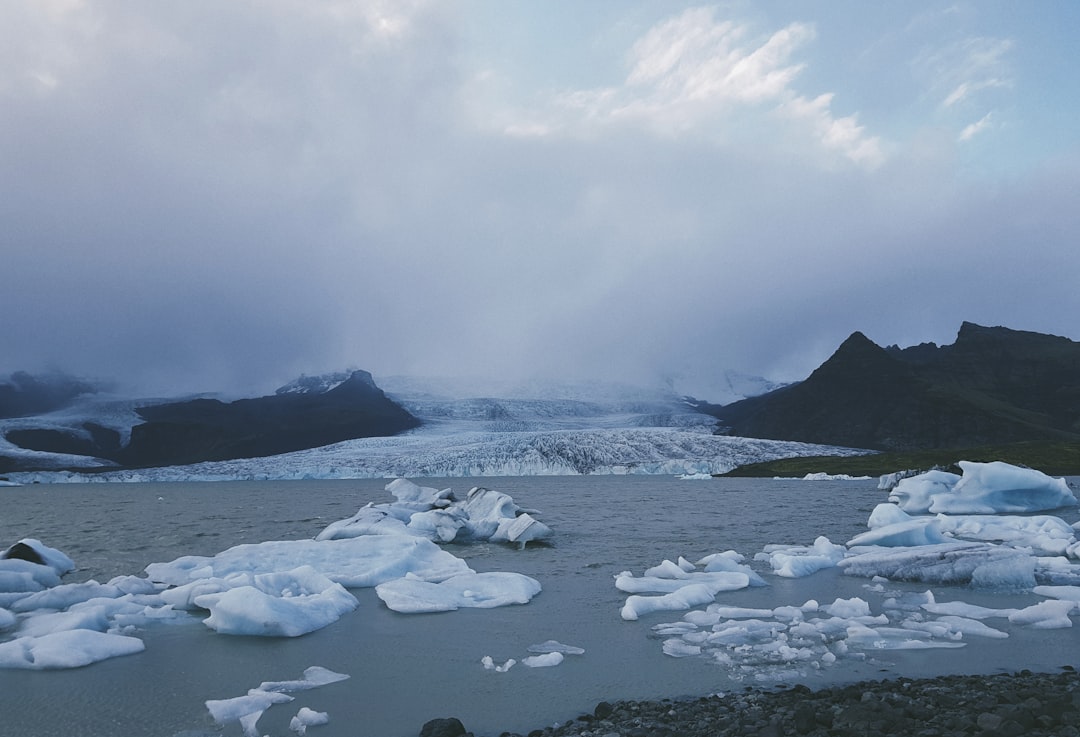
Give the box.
[3,2,1077,399]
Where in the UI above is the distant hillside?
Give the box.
[707,322,1080,451]
[2,370,420,471]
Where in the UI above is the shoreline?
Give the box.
[451,669,1080,737]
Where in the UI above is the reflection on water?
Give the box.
[1,476,1078,737]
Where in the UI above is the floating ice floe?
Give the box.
[1,481,551,668]
[617,553,764,620]
[631,461,1080,679]
[316,479,553,548]
[797,473,872,481]
[482,639,584,672]
[888,461,1076,515]
[374,571,541,613]
[206,666,348,737]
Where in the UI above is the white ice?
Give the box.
[620,584,718,621]
[195,567,359,637]
[527,639,585,655]
[291,707,330,735]
[3,482,549,667]
[889,462,1075,515]
[316,480,553,547]
[206,666,348,737]
[522,652,564,667]
[755,536,846,578]
[0,629,145,669]
[374,571,541,613]
[634,461,1080,677]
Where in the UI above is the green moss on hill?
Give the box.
[721,442,1080,478]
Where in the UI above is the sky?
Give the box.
[2,1,1079,398]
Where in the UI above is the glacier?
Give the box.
[6,376,867,482]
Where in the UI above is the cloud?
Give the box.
[959,111,994,142]
[501,8,883,167]
[1,3,1077,402]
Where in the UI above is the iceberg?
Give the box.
[0,629,145,669]
[316,480,553,547]
[838,542,1033,585]
[374,571,541,613]
[195,567,359,637]
[889,462,1075,515]
[755,536,846,578]
[206,666,348,737]
[146,536,472,589]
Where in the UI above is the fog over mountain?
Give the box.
[2,3,1078,396]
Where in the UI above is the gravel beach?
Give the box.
[423,668,1080,737]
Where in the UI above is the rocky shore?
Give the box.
[421,668,1080,737]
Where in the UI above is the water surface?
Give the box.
[1,476,1077,737]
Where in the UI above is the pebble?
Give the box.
[446,669,1080,737]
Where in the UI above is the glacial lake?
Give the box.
[2,475,1079,737]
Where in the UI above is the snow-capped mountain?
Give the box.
[4,372,867,482]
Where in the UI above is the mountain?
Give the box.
[3,373,862,480]
[0,371,99,419]
[707,322,1080,451]
[1,370,419,472]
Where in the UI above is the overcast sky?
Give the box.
[3,1,1078,397]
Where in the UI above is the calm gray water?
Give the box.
[1,476,1078,737]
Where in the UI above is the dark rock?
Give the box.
[707,322,1080,452]
[792,702,817,733]
[419,717,466,737]
[594,702,614,720]
[1,541,44,564]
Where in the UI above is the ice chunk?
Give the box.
[206,666,348,737]
[522,652,564,667]
[1033,585,1080,601]
[614,571,749,594]
[888,470,962,514]
[492,512,553,547]
[662,639,702,657]
[970,555,1036,590]
[407,508,468,543]
[9,580,121,613]
[866,503,916,529]
[933,615,1008,639]
[195,566,359,637]
[481,655,516,672]
[387,478,455,507]
[838,542,1032,584]
[314,505,411,541]
[316,481,552,546]
[821,597,871,618]
[644,559,691,579]
[0,629,145,669]
[0,608,14,630]
[290,707,330,735]
[259,665,350,692]
[937,514,1077,556]
[696,551,768,586]
[527,639,585,655]
[889,462,1075,515]
[756,537,846,578]
[1008,599,1078,629]
[147,536,472,588]
[1,539,75,575]
[374,571,541,613]
[847,519,947,547]
[620,583,717,621]
[207,690,294,737]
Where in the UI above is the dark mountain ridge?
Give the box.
[1,370,420,472]
[708,322,1080,451]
